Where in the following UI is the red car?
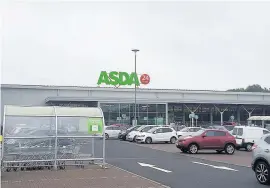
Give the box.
[176,129,236,154]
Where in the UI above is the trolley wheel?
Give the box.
[6,168,11,172]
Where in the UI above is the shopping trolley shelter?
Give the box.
[2,105,106,171]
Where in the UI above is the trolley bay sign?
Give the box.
[88,117,103,134]
[97,71,150,87]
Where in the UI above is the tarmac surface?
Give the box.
[106,140,262,188]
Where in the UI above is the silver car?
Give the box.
[251,134,270,185]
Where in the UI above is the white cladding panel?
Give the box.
[58,89,89,97]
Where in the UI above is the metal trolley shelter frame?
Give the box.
[2,105,106,171]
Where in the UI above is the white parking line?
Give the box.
[192,161,238,171]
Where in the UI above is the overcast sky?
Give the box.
[1,1,270,90]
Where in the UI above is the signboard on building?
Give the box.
[97,71,150,87]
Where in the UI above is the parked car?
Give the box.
[126,125,158,142]
[232,126,270,151]
[118,126,140,140]
[177,127,203,138]
[176,129,236,154]
[104,125,123,139]
[251,134,270,185]
[207,125,228,131]
[136,127,177,144]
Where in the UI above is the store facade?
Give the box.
[1,84,270,126]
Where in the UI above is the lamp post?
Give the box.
[132,49,139,126]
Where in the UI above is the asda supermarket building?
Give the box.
[1,84,270,126]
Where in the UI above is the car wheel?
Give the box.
[145,137,152,144]
[170,137,177,144]
[255,161,270,185]
[181,149,188,153]
[133,136,137,142]
[224,144,235,155]
[188,144,198,154]
[246,143,253,152]
[105,133,109,140]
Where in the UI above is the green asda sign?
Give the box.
[97,71,150,86]
[88,117,103,134]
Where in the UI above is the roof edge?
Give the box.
[1,83,270,96]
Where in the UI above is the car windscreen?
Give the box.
[232,128,243,136]
[179,127,189,132]
[127,126,136,131]
[224,126,234,131]
[141,126,156,132]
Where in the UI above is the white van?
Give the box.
[232,126,270,151]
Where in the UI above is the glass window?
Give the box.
[265,136,270,144]
[120,104,129,113]
[156,113,166,125]
[162,128,173,133]
[237,128,243,136]
[110,103,120,113]
[148,104,157,112]
[180,127,189,132]
[109,113,120,125]
[214,131,226,136]
[148,113,157,125]
[263,130,270,134]
[138,112,148,125]
[156,128,163,133]
[129,104,139,113]
[205,131,215,137]
[100,103,111,112]
[4,116,56,137]
[139,104,148,112]
[141,126,153,132]
[106,126,113,130]
[157,104,166,113]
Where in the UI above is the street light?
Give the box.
[131,49,139,126]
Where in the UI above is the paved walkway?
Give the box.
[1,165,167,188]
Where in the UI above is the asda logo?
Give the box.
[97,71,150,87]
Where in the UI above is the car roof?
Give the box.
[204,129,227,132]
[234,126,266,129]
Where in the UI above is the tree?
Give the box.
[227,84,270,92]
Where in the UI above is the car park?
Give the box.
[118,126,140,140]
[136,127,178,144]
[176,129,236,154]
[126,125,158,142]
[105,125,123,139]
[177,127,203,138]
[232,126,270,151]
[251,134,270,185]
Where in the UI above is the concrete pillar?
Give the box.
[220,112,224,125]
[182,104,185,124]
[237,106,241,123]
[165,103,169,125]
[262,108,266,128]
[210,108,213,125]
